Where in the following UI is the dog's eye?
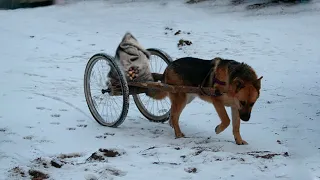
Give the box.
[249,103,255,107]
[240,101,246,106]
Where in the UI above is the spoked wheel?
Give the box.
[84,53,129,127]
[132,48,172,123]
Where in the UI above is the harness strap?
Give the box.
[199,62,226,97]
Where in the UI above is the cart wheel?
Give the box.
[84,53,129,127]
[132,48,172,123]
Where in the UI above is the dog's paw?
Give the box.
[235,138,248,145]
[215,125,222,134]
[175,132,185,139]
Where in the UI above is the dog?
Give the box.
[148,57,263,145]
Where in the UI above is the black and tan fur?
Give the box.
[149,57,263,145]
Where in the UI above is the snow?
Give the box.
[0,0,320,179]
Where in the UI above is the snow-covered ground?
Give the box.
[1,0,320,179]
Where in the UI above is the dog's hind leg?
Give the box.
[212,99,231,134]
[231,107,248,145]
[169,92,187,138]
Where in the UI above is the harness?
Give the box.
[199,64,226,97]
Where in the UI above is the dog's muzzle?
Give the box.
[239,112,250,121]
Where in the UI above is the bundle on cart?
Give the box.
[108,32,154,84]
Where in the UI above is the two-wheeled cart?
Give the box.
[84,48,218,127]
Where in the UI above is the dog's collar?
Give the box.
[213,77,226,86]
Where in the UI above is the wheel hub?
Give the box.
[101,89,111,94]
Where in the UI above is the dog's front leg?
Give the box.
[231,107,248,145]
[212,100,230,134]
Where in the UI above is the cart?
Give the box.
[84,48,219,127]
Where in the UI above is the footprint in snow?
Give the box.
[36,107,51,111]
[37,139,53,143]
[84,174,98,180]
[96,166,127,177]
[96,135,107,139]
[67,128,76,131]
[50,122,60,125]
[23,135,34,140]
[77,124,88,128]
[51,114,61,118]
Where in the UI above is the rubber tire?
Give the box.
[132,48,173,123]
[84,53,129,127]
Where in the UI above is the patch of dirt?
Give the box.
[36,107,46,110]
[8,166,27,178]
[77,124,88,128]
[174,30,181,35]
[50,159,63,168]
[96,133,115,139]
[242,151,289,159]
[164,27,173,31]
[186,0,208,4]
[185,167,197,173]
[99,148,121,157]
[28,169,49,180]
[164,27,191,36]
[177,39,193,48]
[87,152,106,161]
[104,132,115,136]
[102,167,126,177]
[33,154,83,169]
[87,149,123,162]
[33,157,50,168]
[0,128,7,132]
[245,0,309,10]
[152,162,180,166]
[96,166,127,177]
[194,150,204,156]
[51,114,60,118]
[58,153,82,159]
[95,135,107,139]
[23,135,34,140]
[149,129,164,135]
[191,146,222,153]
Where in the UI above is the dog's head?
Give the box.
[231,76,263,121]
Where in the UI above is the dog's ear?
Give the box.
[253,76,263,90]
[233,77,245,92]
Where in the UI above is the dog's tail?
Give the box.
[145,73,168,100]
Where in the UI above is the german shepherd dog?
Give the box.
[149,57,263,145]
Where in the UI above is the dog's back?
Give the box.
[164,57,213,86]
